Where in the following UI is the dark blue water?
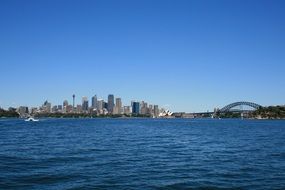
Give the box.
[0,118,285,190]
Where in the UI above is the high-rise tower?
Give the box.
[114,98,122,114]
[107,94,114,113]
[132,102,140,115]
[72,94,75,111]
[82,96,89,112]
[92,95,97,109]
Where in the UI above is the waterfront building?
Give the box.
[114,98,122,114]
[116,98,122,108]
[97,99,104,113]
[132,102,140,114]
[30,107,38,115]
[124,106,131,115]
[76,104,82,113]
[104,101,108,110]
[92,95,97,109]
[131,101,135,113]
[58,105,63,111]
[82,97,89,112]
[113,107,118,114]
[146,107,151,115]
[159,109,173,118]
[42,100,51,113]
[18,106,29,116]
[66,105,73,113]
[154,105,159,117]
[52,105,58,112]
[63,100,68,113]
[107,94,114,113]
[149,105,154,116]
[63,100,68,107]
[63,105,67,113]
[88,107,96,114]
[140,101,148,115]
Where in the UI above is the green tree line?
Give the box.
[250,106,285,119]
[0,108,19,118]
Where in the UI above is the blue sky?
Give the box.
[0,0,285,112]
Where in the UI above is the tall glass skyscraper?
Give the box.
[154,105,159,117]
[107,94,114,113]
[132,102,140,114]
[82,96,89,112]
[91,95,97,109]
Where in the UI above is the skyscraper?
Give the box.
[154,105,159,117]
[149,104,154,115]
[63,100,68,107]
[91,95,97,109]
[63,100,69,113]
[140,101,148,115]
[124,106,131,115]
[77,104,82,113]
[97,99,104,112]
[132,102,140,115]
[43,100,51,113]
[82,96,89,112]
[107,94,114,113]
[114,98,122,114]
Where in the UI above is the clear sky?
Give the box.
[0,0,285,112]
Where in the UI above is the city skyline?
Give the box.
[13,93,164,118]
[3,93,161,110]
[1,0,285,112]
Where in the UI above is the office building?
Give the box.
[132,102,140,114]
[140,101,148,115]
[77,105,82,113]
[42,100,51,113]
[124,106,131,115]
[58,105,63,111]
[114,98,122,114]
[154,105,159,117]
[92,95,97,109]
[52,105,58,112]
[30,107,38,115]
[63,100,68,107]
[107,94,114,113]
[97,99,104,112]
[149,104,154,115]
[82,96,89,112]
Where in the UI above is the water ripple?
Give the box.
[0,118,285,189]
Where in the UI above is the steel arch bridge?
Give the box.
[220,101,262,112]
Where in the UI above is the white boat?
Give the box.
[25,117,39,122]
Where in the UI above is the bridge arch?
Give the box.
[220,101,262,112]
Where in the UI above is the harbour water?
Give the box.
[0,118,285,189]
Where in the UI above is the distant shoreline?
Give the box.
[1,105,285,120]
[1,116,285,121]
